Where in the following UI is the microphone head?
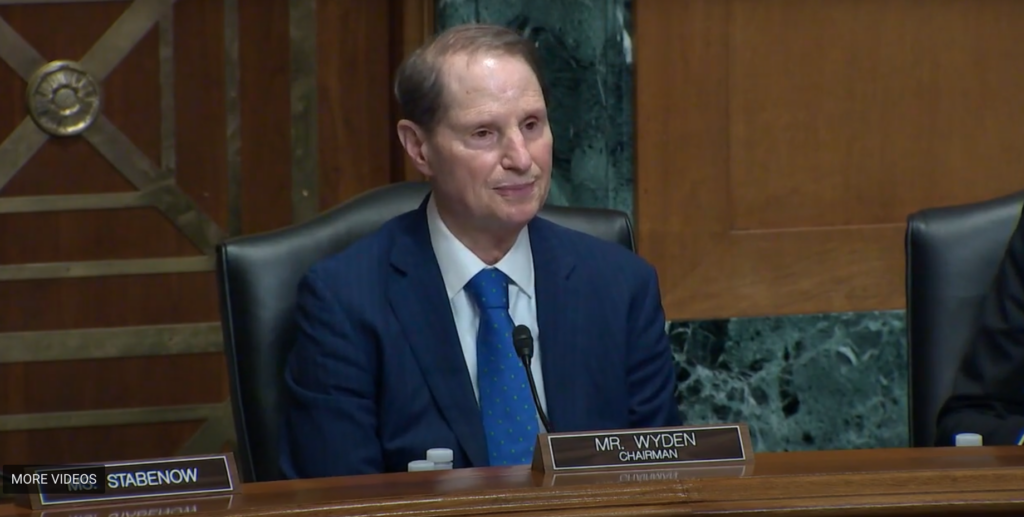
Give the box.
[512,325,533,360]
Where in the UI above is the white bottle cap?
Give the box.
[432,462,453,470]
[407,460,434,472]
[955,433,983,447]
[426,448,454,463]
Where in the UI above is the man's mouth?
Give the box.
[494,181,536,197]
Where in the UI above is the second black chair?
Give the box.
[215,181,637,482]
[905,190,1024,447]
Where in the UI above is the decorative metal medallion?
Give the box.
[26,60,102,137]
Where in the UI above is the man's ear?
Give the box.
[396,120,433,178]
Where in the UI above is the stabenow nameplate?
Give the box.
[8,454,241,510]
[531,423,754,472]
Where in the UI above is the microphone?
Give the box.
[512,325,553,433]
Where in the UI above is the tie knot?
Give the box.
[466,268,510,309]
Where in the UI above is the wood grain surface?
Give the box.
[4,446,1024,516]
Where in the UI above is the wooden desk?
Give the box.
[3,446,1024,516]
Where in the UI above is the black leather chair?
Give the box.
[905,190,1024,447]
[215,181,637,482]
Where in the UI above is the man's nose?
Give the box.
[501,131,532,172]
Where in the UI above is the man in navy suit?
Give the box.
[280,23,681,478]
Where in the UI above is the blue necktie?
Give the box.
[465,268,538,466]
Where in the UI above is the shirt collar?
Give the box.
[426,194,535,300]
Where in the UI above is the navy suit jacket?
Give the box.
[280,199,681,478]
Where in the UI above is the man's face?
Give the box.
[417,52,552,233]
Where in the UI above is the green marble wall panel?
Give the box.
[669,312,908,451]
[436,0,910,453]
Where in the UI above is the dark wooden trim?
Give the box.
[389,0,435,183]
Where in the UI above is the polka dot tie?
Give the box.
[465,268,538,466]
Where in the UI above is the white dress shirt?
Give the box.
[425,196,549,419]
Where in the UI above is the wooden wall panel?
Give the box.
[0,423,202,465]
[0,275,216,332]
[392,0,434,182]
[238,0,290,235]
[315,0,433,213]
[1,356,226,417]
[174,0,228,230]
[0,0,227,463]
[0,0,434,467]
[316,0,394,210]
[635,0,1024,321]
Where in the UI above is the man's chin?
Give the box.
[500,204,540,228]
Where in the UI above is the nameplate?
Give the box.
[531,423,754,472]
[7,454,241,509]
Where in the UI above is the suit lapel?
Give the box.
[387,203,489,467]
[531,218,580,432]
